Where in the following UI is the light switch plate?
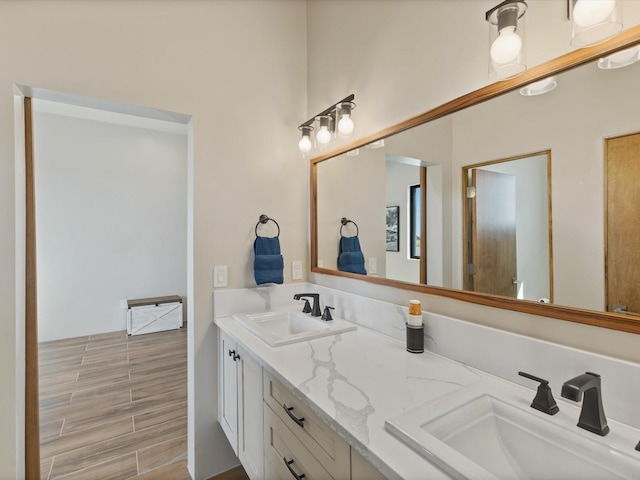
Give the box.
[292,260,303,280]
[214,265,228,287]
[369,257,377,274]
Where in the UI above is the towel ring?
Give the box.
[340,217,359,237]
[255,214,280,237]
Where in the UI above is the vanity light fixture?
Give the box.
[316,115,333,146]
[298,125,314,155]
[486,0,528,80]
[597,45,640,69]
[569,0,622,48]
[519,76,558,96]
[337,101,355,136]
[297,94,355,156]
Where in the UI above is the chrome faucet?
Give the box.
[293,293,321,317]
[561,372,609,436]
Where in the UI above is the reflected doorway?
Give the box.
[605,131,640,315]
[463,151,553,302]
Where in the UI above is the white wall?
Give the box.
[385,160,419,282]
[307,0,640,363]
[34,105,188,342]
[3,1,307,479]
[384,116,453,287]
[426,164,444,287]
[316,151,386,274]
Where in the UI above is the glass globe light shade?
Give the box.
[298,135,312,153]
[316,127,331,145]
[338,114,354,135]
[491,26,522,64]
[573,0,616,28]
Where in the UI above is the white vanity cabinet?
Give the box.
[218,331,264,480]
[217,328,386,480]
[263,370,350,479]
[263,370,386,480]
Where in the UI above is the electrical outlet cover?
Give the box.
[292,260,303,280]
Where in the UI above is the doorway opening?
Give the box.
[605,130,640,316]
[19,87,193,479]
[462,151,553,303]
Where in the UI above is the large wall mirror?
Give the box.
[311,26,640,334]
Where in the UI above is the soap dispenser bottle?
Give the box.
[406,299,424,353]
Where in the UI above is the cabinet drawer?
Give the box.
[264,403,333,480]
[263,370,350,480]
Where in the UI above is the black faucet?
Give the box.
[561,372,609,436]
[321,306,334,321]
[518,371,559,415]
[293,293,321,317]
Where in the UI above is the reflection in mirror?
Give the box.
[462,152,552,303]
[337,217,367,275]
[317,116,452,285]
[605,131,640,316]
[314,39,640,320]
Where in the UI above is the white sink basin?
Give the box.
[385,377,640,480]
[232,308,356,347]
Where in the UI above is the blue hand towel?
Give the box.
[338,236,367,275]
[254,236,284,285]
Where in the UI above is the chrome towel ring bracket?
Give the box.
[340,217,359,237]
[255,214,280,237]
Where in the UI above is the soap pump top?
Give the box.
[409,299,421,315]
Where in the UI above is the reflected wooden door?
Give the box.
[605,132,640,314]
[471,169,518,297]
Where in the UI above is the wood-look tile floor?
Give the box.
[39,327,188,480]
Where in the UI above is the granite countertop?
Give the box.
[215,314,485,480]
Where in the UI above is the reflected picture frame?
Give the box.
[386,206,400,252]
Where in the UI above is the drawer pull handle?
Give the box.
[228,349,235,357]
[284,457,306,479]
[283,404,305,428]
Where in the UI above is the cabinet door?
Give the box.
[219,331,238,453]
[351,448,387,480]
[237,346,263,480]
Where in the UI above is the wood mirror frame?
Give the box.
[310,25,640,335]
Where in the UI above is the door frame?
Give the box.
[20,92,193,479]
[604,130,640,313]
[24,96,40,480]
[462,150,554,302]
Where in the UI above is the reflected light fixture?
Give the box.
[569,0,622,47]
[486,0,528,80]
[519,76,558,96]
[597,45,640,69]
[365,139,385,149]
[297,94,355,156]
[346,148,360,157]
